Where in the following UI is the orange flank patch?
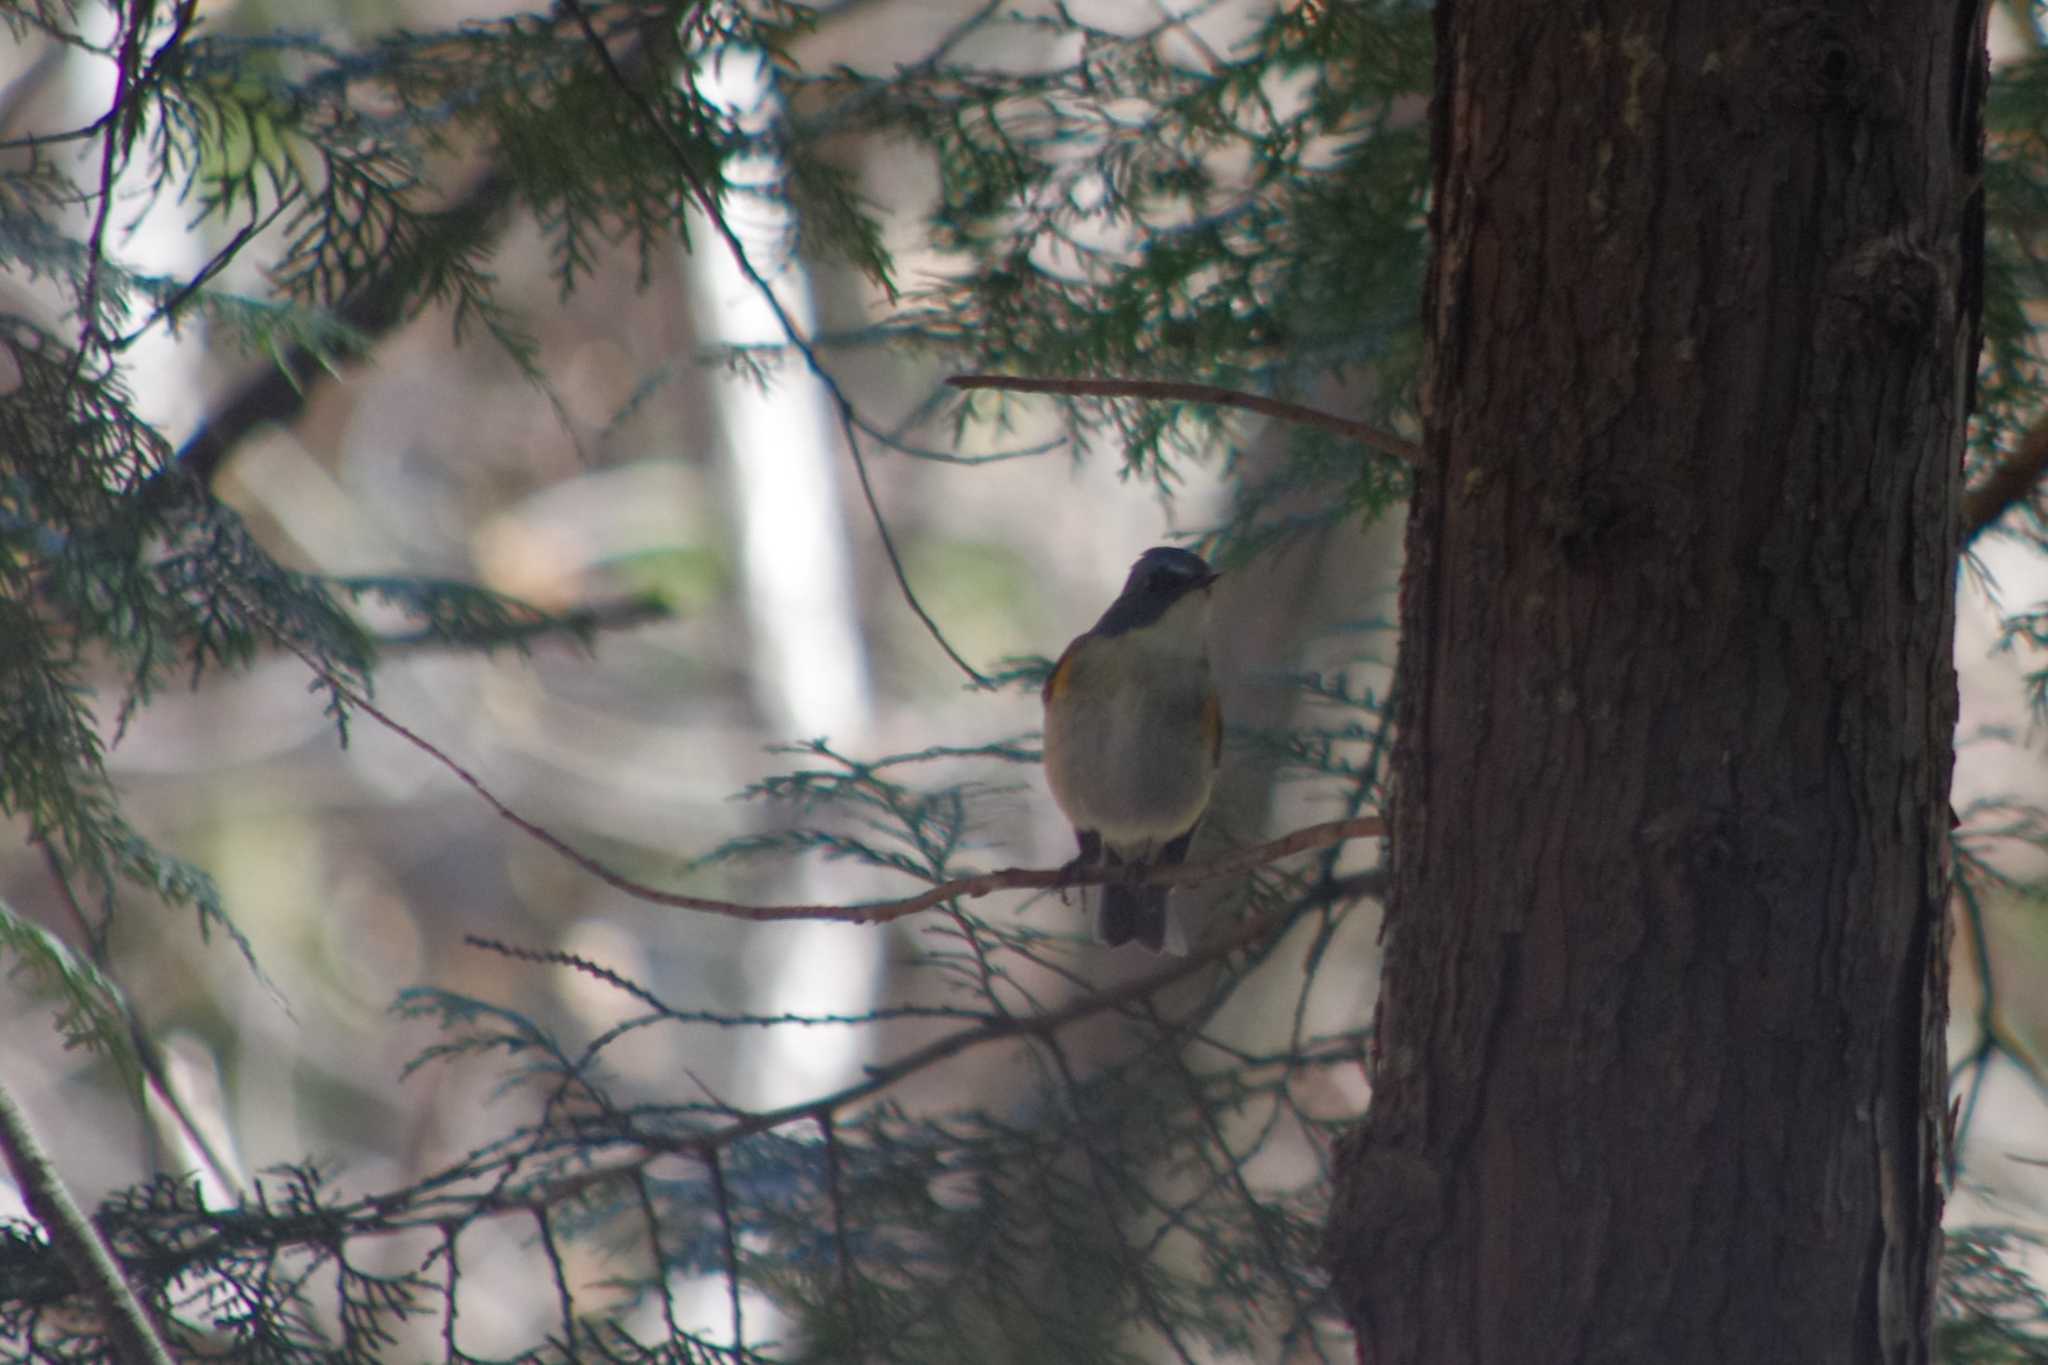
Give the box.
[1043,644,1080,704]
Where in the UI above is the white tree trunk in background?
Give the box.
[679,46,885,1341]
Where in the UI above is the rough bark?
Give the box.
[1326,3,1986,1362]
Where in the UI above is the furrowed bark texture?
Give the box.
[1327,3,1985,1362]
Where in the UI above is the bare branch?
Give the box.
[948,373,1422,465]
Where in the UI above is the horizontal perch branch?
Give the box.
[647,813,1387,925]
[299,644,1382,924]
[947,373,1421,465]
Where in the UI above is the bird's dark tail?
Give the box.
[1097,828,1199,952]
[1097,881,1169,952]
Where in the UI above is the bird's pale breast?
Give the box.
[1044,634,1215,848]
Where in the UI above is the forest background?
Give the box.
[1,0,2046,1360]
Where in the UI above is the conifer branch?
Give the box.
[0,1080,174,1365]
[166,11,628,494]
[947,373,1423,465]
[480,883,1368,1220]
[166,169,518,495]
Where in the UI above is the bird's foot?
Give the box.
[1053,855,1092,902]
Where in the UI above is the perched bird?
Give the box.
[1042,546,1222,951]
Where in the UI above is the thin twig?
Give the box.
[947,374,1422,465]
[532,1205,580,1360]
[1040,1035,1204,1365]
[113,212,271,351]
[437,1225,462,1363]
[704,1148,745,1352]
[67,0,151,391]
[819,1114,859,1328]
[630,1172,682,1342]
[34,841,244,1201]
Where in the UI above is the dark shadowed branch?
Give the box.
[1965,410,2048,544]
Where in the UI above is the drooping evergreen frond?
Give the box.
[0,898,136,1073]
[1938,1227,2048,1363]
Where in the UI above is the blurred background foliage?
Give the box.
[0,0,2043,1360]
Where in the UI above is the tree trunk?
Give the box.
[1326,3,1986,1362]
